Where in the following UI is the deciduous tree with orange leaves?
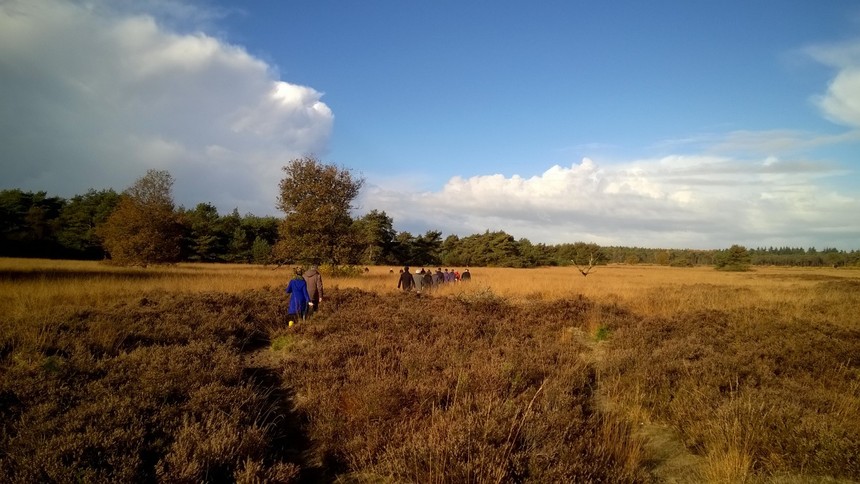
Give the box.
[97,170,181,266]
[272,157,364,266]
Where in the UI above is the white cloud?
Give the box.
[0,0,332,216]
[817,68,860,127]
[807,39,860,128]
[715,129,860,155]
[361,156,860,250]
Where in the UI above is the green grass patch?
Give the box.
[270,334,295,352]
[595,325,611,341]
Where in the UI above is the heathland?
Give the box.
[1,259,858,482]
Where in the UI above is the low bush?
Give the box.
[1,263,857,482]
[0,290,298,482]
[601,306,860,480]
[277,289,646,482]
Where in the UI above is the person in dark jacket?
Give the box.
[303,265,324,317]
[433,268,444,285]
[286,267,311,326]
[461,268,471,281]
[398,266,414,291]
[422,269,433,293]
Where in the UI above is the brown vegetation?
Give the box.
[274,289,644,482]
[0,259,857,482]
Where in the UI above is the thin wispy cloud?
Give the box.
[806,38,860,127]
[714,130,860,156]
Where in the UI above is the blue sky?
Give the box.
[2,0,859,249]
[240,2,847,177]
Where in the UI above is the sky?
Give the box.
[2,0,860,250]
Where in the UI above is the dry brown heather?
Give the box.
[0,258,858,482]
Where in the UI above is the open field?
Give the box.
[1,258,858,482]
[4,259,857,322]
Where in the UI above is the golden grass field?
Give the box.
[3,258,857,328]
[1,257,858,482]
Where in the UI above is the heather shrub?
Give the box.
[0,290,298,482]
[278,288,646,482]
[2,262,858,482]
[318,263,366,278]
[601,306,860,480]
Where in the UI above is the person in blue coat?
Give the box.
[286,267,311,325]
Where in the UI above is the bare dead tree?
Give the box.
[571,242,603,277]
[573,252,599,277]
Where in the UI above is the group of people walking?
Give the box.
[398,266,471,293]
[285,265,323,326]
[285,265,473,326]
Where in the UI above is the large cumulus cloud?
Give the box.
[362,155,859,250]
[0,0,332,215]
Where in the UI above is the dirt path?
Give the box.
[579,329,707,483]
[636,422,707,483]
[242,345,326,483]
[243,325,709,482]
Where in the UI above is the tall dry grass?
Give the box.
[5,259,856,327]
[1,258,858,482]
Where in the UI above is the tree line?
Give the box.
[2,158,859,268]
[0,187,279,264]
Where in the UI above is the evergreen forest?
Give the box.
[3,187,857,268]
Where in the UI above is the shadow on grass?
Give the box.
[242,364,346,483]
[0,269,168,281]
